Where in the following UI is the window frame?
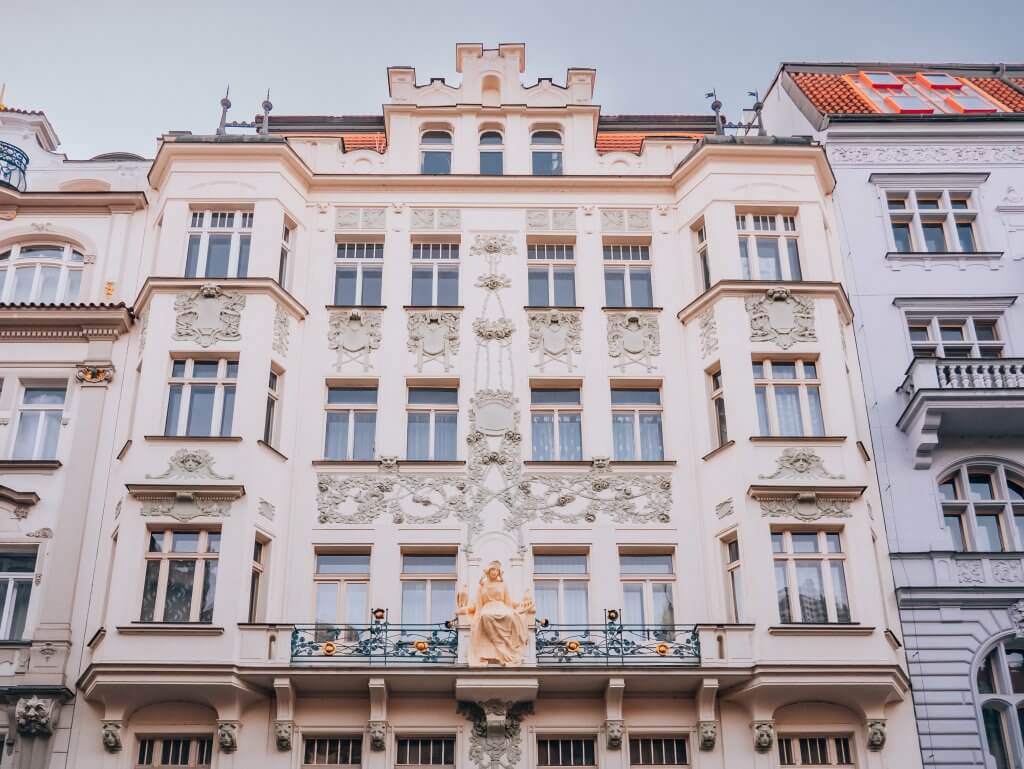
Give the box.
[405,387,458,461]
[533,551,590,625]
[135,735,215,767]
[0,242,85,304]
[0,548,37,640]
[479,130,504,176]
[530,130,564,176]
[695,224,711,291]
[603,244,653,308]
[527,244,577,307]
[395,736,457,767]
[735,213,803,281]
[776,734,855,766]
[627,735,690,767]
[323,384,378,461]
[263,367,282,447]
[536,737,598,767]
[530,387,583,462]
[314,550,371,634]
[752,358,825,438]
[400,553,458,626]
[247,536,268,624]
[883,188,981,254]
[11,383,67,460]
[410,243,460,306]
[938,462,1024,553]
[162,357,238,438]
[140,528,221,624]
[904,311,1004,359]
[184,209,253,280]
[302,735,365,767]
[974,635,1024,768]
[334,242,384,306]
[709,368,728,449]
[610,386,664,461]
[420,131,453,175]
[723,535,743,623]
[618,551,676,629]
[278,222,295,289]
[771,529,852,625]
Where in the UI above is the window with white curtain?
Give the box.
[772,530,851,624]
[400,553,457,625]
[12,384,66,460]
[163,358,237,438]
[753,359,825,438]
[406,387,458,461]
[0,549,36,640]
[324,386,377,460]
[611,387,664,461]
[314,552,370,642]
[735,213,802,281]
[0,244,84,303]
[533,552,588,626]
[530,388,582,461]
[619,553,675,632]
[975,637,1024,769]
[184,210,252,279]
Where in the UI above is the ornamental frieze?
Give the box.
[829,143,1024,166]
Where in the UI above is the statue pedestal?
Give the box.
[455,678,539,705]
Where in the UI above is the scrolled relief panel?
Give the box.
[407,310,461,372]
[745,287,815,349]
[527,310,582,372]
[328,309,382,372]
[173,284,246,348]
[607,312,660,372]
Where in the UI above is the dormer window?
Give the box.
[479,131,503,176]
[859,71,903,89]
[916,72,961,89]
[420,131,452,175]
[856,71,933,114]
[531,131,563,176]
[0,244,84,304]
[854,70,1001,115]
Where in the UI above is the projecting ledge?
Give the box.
[454,677,539,703]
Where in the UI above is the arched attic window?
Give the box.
[420,130,452,175]
[531,130,563,176]
[479,130,503,176]
[0,243,84,304]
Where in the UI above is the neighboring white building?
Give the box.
[0,45,920,769]
[763,62,1024,769]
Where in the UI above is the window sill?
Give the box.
[702,440,735,461]
[610,460,675,467]
[326,304,387,311]
[0,639,31,647]
[523,460,593,467]
[313,459,379,468]
[749,435,847,444]
[601,306,662,312]
[399,460,466,468]
[768,624,874,636]
[144,435,243,443]
[117,623,224,636]
[523,305,584,311]
[258,440,288,461]
[884,250,1003,269]
[403,305,464,311]
[0,460,62,474]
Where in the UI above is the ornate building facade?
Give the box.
[763,62,1024,769]
[0,45,919,768]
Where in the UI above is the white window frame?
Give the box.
[0,243,85,304]
[696,224,711,291]
[610,387,664,461]
[723,536,743,623]
[530,130,564,176]
[905,311,1004,359]
[410,243,460,306]
[853,70,1001,115]
[263,368,282,446]
[627,736,690,767]
[334,242,384,306]
[406,387,458,461]
[324,385,378,461]
[479,130,504,176]
[533,552,589,625]
[882,188,981,254]
[530,387,583,462]
[709,369,728,448]
[11,383,67,460]
[0,548,37,641]
[135,736,214,768]
[938,461,1024,553]
[536,737,597,767]
[313,551,371,634]
[140,529,220,624]
[247,537,267,624]
[395,736,457,766]
[400,553,458,626]
[772,530,851,624]
[619,552,675,628]
[163,358,238,438]
[776,734,854,766]
[603,244,653,308]
[752,358,825,438]
[735,213,802,281]
[527,244,577,307]
[184,209,253,279]
[975,637,1024,769]
[420,130,453,175]
[279,222,294,288]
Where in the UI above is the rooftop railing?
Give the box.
[0,141,28,192]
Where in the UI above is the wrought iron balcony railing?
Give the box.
[291,620,458,664]
[535,612,700,666]
[0,141,28,192]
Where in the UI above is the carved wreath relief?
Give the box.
[173,283,246,348]
[328,309,382,371]
[528,311,582,372]
[745,288,815,349]
[698,307,718,358]
[407,311,461,372]
[272,303,290,356]
[607,312,660,372]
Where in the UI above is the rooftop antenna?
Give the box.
[260,89,273,135]
[747,90,766,136]
[705,90,724,135]
[216,86,231,136]
[705,89,765,136]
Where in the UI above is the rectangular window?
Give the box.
[735,213,802,281]
[480,151,503,176]
[184,209,253,279]
[611,387,664,461]
[263,369,281,446]
[324,386,378,460]
[140,530,220,624]
[709,370,728,448]
[0,549,36,640]
[883,189,980,254]
[278,223,294,288]
[696,225,711,292]
[532,152,563,176]
[752,359,825,438]
[12,384,66,460]
[135,736,214,767]
[401,553,457,625]
[528,245,576,306]
[628,737,689,766]
[772,531,851,624]
[724,537,743,623]
[777,735,854,766]
[411,244,459,306]
[248,538,267,623]
[537,739,597,767]
[315,552,370,640]
[303,736,363,766]
[407,387,458,461]
[421,152,452,175]
[163,358,237,438]
[534,552,589,625]
[603,244,653,307]
[334,243,384,305]
[396,737,455,766]
[619,552,675,631]
[904,313,1003,359]
[531,388,583,461]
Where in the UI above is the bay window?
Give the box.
[163,358,237,437]
[753,359,825,437]
[184,210,252,279]
[140,529,220,624]
[772,530,851,624]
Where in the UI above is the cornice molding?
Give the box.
[0,305,132,341]
[677,281,854,325]
[0,187,147,215]
[133,277,308,319]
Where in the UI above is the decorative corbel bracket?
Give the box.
[749,485,865,522]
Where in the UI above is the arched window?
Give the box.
[420,130,452,175]
[939,461,1024,552]
[479,131,503,176]
[0,243,84,303]
[531,130,563,176]
[976,637,1024,769]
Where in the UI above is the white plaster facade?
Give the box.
[0,46,918,769]
[763,62,1024,769]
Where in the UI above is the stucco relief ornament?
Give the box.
[753,722,774,753]
[759,448,844,480]
[367,721,387,751]
[866,720,886,751]
[15,696,55,736]
[272,303,290,356]
[258,498,276,520]
[698,308,718,358]
[758,497,799,518]
[274,721,293,751]
[473,318,515,342]
[698,721,717,751]
[745,288,815,349]
[141,497,230,521]
[956,560,985,584]
[217,721,239,752]
[607,312,661,373]
[1008,600,1024,637]
[715,498,734,519]
[993,559,1024,583]
[102,721,123,752]
[605,720,624,750]
[173,283,246,348]
[328,309,382,371]
[470,234,516,260]
[457,700,533,769]
[407,311,461,372]
[146,449,233,480]
[528,311,582,372]
[829,143,1024,166]
[75,365,114,384]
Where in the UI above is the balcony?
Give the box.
[0,141,28,192]
[898,358,1024,468]
[535,613,700,666]
[291,620,459,665]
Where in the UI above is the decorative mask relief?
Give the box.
[605,720,625,750]
[218,721,239,752]
[329,309,382,372]
[528,311,582,372]
[146,449,233,480]
[753,722,774,753]
[759,448,844,480]
[272,304,290,356]
[274,721,293,751]
[698,721,717,751]
[457,700,533,769]
[607,312,661,372]
[367,721,387,751]
[457,560,535,667]
[16,696,56,736]
[1009,599,1024,636]
[745,288,815,349]
[757,494,851,521]
[407,311,461,372]
[102,721,123,752]
[139,496,232,521]
[173,283,246,348]
[698,308,718,358]
[866,720,886,751]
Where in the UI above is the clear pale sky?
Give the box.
[4,0,1022,158]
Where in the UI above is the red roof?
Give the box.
[966,77,1024,112]
[595,132,703,155]
[341,133,387,153]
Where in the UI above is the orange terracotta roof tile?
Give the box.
[341,133,387,153]
[595,131,703,155]
[789,72,875,114]
[967,78,1024,112]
